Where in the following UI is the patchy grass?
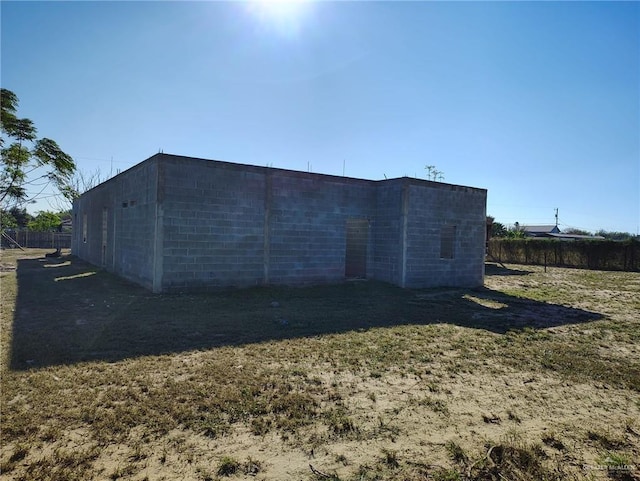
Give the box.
[1,250,639,480]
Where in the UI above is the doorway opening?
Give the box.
[345,218,368,278]
[101,207,108,266]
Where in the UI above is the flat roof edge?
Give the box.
[76,152,487,199]
[155,153,487,193]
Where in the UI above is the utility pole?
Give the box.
[555,208,559,227]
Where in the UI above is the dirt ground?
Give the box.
[1,249,639,480]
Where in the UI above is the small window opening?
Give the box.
[440,225,456,259]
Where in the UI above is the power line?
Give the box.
[72,155,130,164]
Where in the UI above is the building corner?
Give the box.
[152,157,165,293]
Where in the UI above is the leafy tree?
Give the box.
[0,209,18,228]
[424,164,445,181]
[491,221,508,237]
[6,206,32,228]
[27,211,62,232]
[0,206,32,228]
[563,228,593,236]
[1,88,75,208]
[594,230,635,241]
[506,223,526,239]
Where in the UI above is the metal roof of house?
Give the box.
[522,225,559,233]
[547,233,606,240]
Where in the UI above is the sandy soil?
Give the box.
[2,256,639,480]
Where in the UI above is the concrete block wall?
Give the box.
[159,156,378,289]
[404,180,487,288]
[117,160,160,290]
[72,189,105,266]
[371,180,404,285]
[74,153,487,292]
[268,171,376,284]
[72,160,159,290]
[160,156,266,290]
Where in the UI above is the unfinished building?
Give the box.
[72,153,487,292]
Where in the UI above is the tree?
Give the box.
[424,164,445,182]
[506,222,526,239]
[0,209,18,229]
[491,221,508,237]
[594,230,635,241]
[7,206,32,228]
[27,211,62,232]
[0,206,32,229]
[563,228,592,236]
[1,89,76,208]
[51,167,106,211]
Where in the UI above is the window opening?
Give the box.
[440,225,456,259]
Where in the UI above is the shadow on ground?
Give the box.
[484,263,534,276]
[9,255,602,370]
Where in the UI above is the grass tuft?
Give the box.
[217,456,240,476]
[446,441,468,464]
[381,448,400,468]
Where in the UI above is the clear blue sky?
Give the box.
[2,1,639,233]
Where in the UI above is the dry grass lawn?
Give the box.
[1,248,639,480]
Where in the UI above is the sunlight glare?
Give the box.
[246,0,312,38]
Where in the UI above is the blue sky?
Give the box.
[2,1,638,233]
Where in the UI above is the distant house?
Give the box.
[521,224,604,241]
[548,233,606,241]
[522,225,561,237]
[60,217,73,233]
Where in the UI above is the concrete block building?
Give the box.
[72,153,487,293]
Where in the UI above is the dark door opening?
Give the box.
[101,207,108,266]
[345,218,368,278]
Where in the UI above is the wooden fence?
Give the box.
[1,230,72,250]
[487,238,639,272]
